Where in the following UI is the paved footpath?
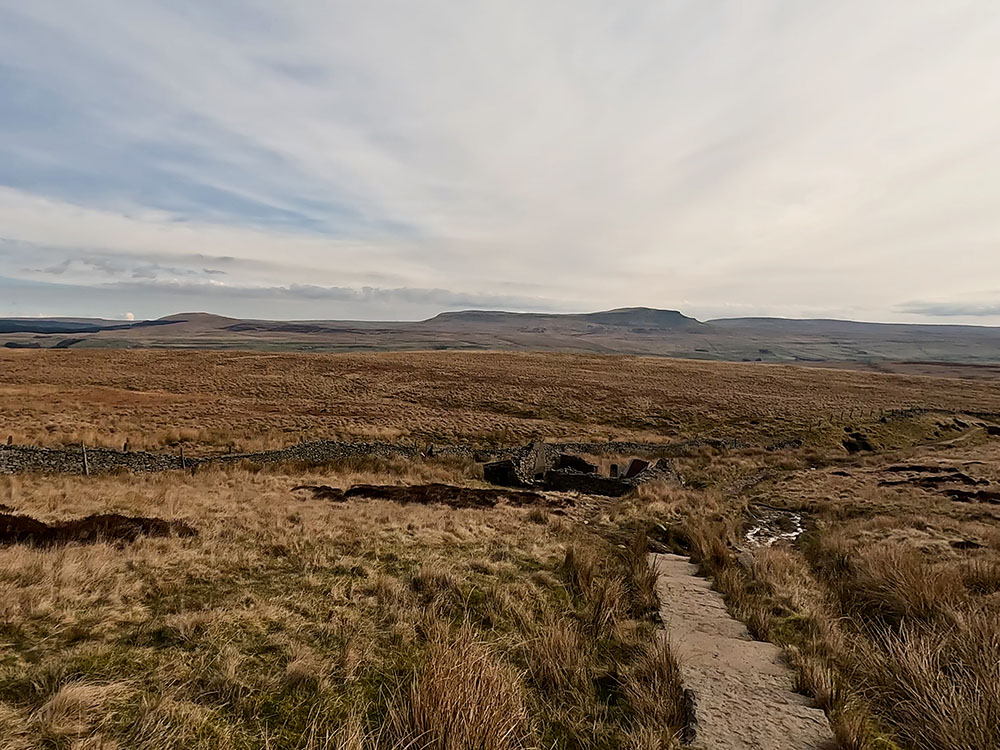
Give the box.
[650,553,835,750]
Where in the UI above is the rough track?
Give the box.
[650,553,834,750]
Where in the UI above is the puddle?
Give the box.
[744,508,805,547]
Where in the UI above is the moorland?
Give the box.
[4,307,1000,367]
[1,348,999,749]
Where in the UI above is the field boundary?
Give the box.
[0,437,734,475]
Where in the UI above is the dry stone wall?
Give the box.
[0,438,710,476]
[0,441,426,475]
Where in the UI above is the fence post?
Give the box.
[180,446,186,471]
[82,443,90,476]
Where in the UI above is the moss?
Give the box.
[0,643,161,706]
[767,612,814,645]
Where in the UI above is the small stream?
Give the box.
[744,507,805,547]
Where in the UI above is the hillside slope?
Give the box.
[1,307,998,366]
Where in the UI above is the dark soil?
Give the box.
[842,431,874,454]
[293,482,565,509]
[885,464,951,473]
[292,484,345,500]
[0,513,198,547]
[879,472,986,488]
[947,489,1000,504]
[950,539,985,550]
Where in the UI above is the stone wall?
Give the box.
[0,437,701,477]
[484,445,677,497]
[0,440,430,476]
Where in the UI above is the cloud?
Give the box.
[0,273,568,321]
[24,247,231,283]
[898,300,1000,318]
[102,279,565,312]
[38,258,72,275]
[1,3,1000,321]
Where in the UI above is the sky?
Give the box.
[1,1,999,324]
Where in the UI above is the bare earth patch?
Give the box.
[292,482,563,509]
[0,512,197,547]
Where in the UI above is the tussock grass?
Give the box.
[0,465,688,749]
[388,627,534,750]
[621,636,685,745]
[658,449,1000,750]
[559,544,598,598]
[958,558,1000,594]
[4,348,998,748]
[526,537,686,748]
[857,618,1000,750]
[624,528,660,618]
[524,619,588,696]
[33,680,133,739]
[810,537,962,627]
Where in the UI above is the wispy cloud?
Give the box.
[0,274,567,321]
[898,300,1000,318]
[104,279,561,310]
[1,2,1000,321]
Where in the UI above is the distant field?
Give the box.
[3,349,1000,453]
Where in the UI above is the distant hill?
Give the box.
[1,307,999,368]
[425,307,702,329]
[0,317,132,334]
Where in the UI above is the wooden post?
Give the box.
[82,443,90,476]
[180,446,186,470]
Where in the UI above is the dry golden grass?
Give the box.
[4,348,1000,749]
[3,349,999,452]
[0,459,683,749]
[660,436,1000,750]
[388,626,533,749]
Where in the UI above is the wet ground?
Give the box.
[744,507,805,547]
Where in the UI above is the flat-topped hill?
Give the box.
[1,307,998,365]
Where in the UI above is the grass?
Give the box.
[0,462,684,749]
[3,348,1000,748]
[3,349,999,452]
[661,438,1000,750]
[387,626,533,749]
